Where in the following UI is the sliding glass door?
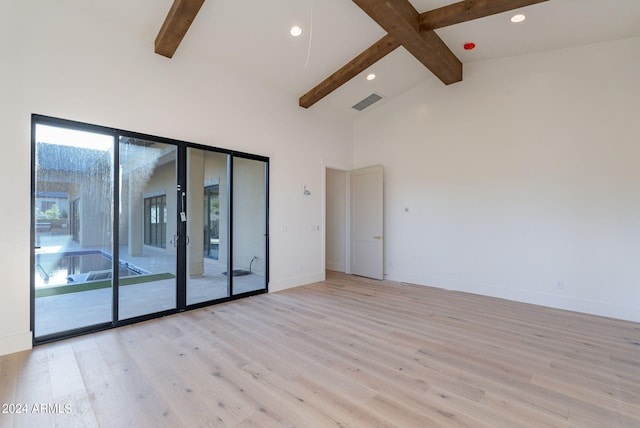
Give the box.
[32,115,269,344]
[33,123,115,339]
[186,148,230,305]
[117,137,178,320]
[232,157,268,295]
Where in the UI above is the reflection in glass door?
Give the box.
[186,149,230,305]
[232,157,268,295]
[118,137,178,320]
[33,123,114,339]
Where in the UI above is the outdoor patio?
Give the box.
[34,237,265,337]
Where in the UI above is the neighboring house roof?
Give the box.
[36,142,110,173]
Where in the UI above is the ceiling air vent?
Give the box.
[352,93,383,111]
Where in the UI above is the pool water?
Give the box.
[35,252,141,288]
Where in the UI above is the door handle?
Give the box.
[373,235,383,240]
[173,235,190,246]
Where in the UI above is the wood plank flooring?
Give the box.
[2,271,640,427]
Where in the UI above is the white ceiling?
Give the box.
[124,0,640,116]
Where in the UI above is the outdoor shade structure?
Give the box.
[31,115,269,343]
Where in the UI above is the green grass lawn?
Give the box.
[35,273,175,298]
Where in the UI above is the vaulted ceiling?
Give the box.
[150,0,640,116]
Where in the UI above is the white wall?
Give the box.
[354,38,640,322]
[0,0,353,355]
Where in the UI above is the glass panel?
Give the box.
[118,137,177,319]
[232,157,267,295]
[33,124,114,338]
[186,149,230,305]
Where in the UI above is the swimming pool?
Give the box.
[35,251,146,288]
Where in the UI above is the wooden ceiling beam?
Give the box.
[299,34,401,109]
[299,0,549,108]
[420,0,549,30]
[155,0,206,58]
[353,0,462,85]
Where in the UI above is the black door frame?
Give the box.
[31,114,269,345]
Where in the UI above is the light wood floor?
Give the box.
[2,271,640,427]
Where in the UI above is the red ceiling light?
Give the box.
[463,42,476,50]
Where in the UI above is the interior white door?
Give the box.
[350,165,384,280]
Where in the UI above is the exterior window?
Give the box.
[144,195,167,248]
[41,201,56,212]
[204,185,220,260]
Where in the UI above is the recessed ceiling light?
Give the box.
[366,73,376,81]
[290,26,303,37]
[511,14,526,23]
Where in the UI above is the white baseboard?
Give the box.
[269,272,325,293]
[0,331,32,356]
[452,281,639,323]
[392,273,640,324]
[326,262,345,273]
